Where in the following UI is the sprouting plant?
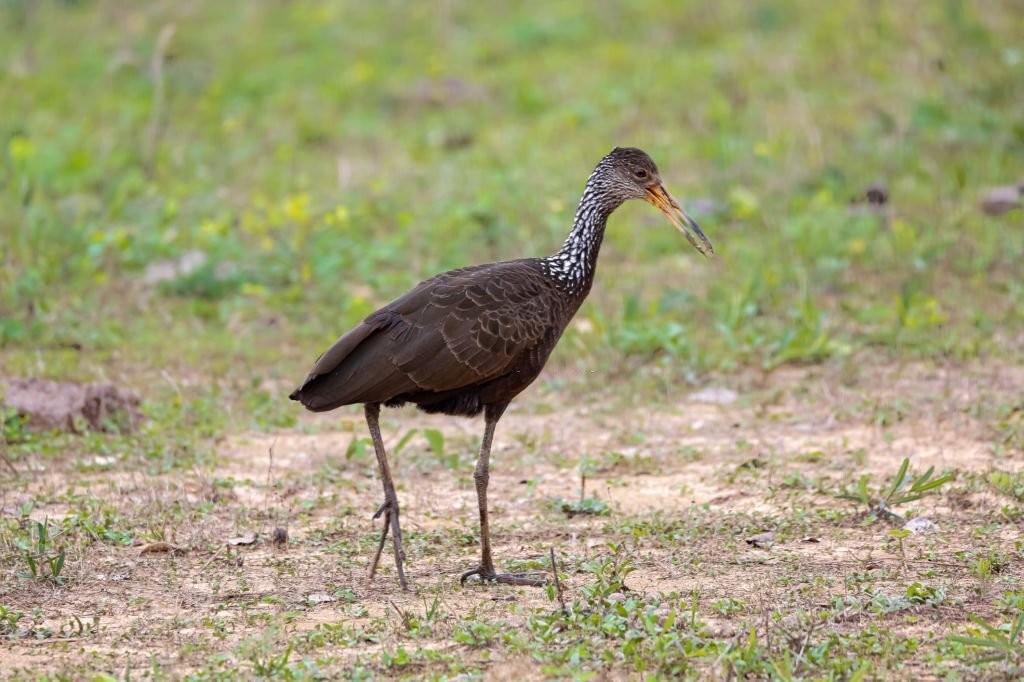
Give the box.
[16,519,67,584]
[837,458,955,522]
[579,543,637,599]
[422,428,446,464]
[552,496,611,518]
[250,641,294,677]
[949,611,1024,668]
[0,605,24,637]
[389,587,447,638]
[888,528,911,564]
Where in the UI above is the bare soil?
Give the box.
[2,359,1022,679]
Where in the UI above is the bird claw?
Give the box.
[369,499,408,589]
[459,565,548,587]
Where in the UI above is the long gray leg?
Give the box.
[365,403,408,590]
[460,402,546,587]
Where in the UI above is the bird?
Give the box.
[290,147,713,590]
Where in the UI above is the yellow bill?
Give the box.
[645,184,714,257]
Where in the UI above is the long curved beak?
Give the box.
[645,184,714,257]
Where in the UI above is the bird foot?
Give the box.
[459,565,548,587]
[369,498,409,590]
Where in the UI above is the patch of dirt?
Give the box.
[2,377,142,432]
[1,360,1022,678]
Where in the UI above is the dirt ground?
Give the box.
[2,359,1023,679]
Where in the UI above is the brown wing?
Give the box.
[290,260,562,412]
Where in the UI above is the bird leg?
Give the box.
[460,403,548,587]
[364,403,409,591]
[367,501,391,580]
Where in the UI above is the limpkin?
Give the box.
[290,147,713,589]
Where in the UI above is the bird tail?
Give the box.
[289,379,343,412]
[289,320,417,412]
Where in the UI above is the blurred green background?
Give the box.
[1,0,1022,445]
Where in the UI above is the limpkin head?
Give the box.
[601,147,714,257]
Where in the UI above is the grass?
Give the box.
[2,1,1023,398]
[1,0,1023,679]
[837,457,956,523]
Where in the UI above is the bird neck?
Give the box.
[541,173,622,295]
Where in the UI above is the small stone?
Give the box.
[903,517,938,534]
[651,606,673,627]
[746,531,775,548]
[689,386,738,405]
[138,542,185,556]
[980,185,1023,216]
[864,183,889,205]
[271,527,289,546]
[227,533,257,546]
[142,250,207,285]
[849,182,890,215]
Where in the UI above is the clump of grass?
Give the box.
[950,611,1024,672]
[554,496,612,518]
[837,458,955,522]
[12,519,67,585]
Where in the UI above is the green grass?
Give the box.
[2,0,1022,406]
[2,1,1024,679]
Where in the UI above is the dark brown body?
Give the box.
[291,259,589,417]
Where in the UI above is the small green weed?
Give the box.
[711,597,747,616]
[553,496,611,518]
[988,470,1024,500]
[14,519,67,584]
[0,605,24,638]
[838,457,955,522]
[390,589,448,639]
[453,620,500,648]
[950,611,1024,670]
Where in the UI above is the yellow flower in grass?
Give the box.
[282,193,310,222]
[8,137,35,164]
[241,282,267,298]
[348,61,374,84]
[325,205,350,226]
[200,218,225,238]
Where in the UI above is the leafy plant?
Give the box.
[552,496,611,518]
[904,582,946,607]
[453,620,499,647]
[390,589,448,639]
[423,428,446,462]
[0,605,24,638]
[837,458,955,522]
[250,642,294,677]
[988,470,1024,500]
[1,406,30,445]
[15,519,67,584]
[950,611,1024,668]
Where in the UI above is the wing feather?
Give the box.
[291,259,565,409]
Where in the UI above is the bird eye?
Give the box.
[634,169,648,179]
